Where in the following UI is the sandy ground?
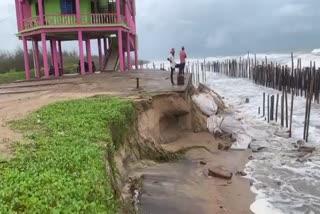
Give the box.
[0,71,189,160]
[137,132,254,214]
[0,71,253,213]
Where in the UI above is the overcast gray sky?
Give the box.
[2,0,320,60]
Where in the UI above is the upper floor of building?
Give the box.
[15,0,136,35]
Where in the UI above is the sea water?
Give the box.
[206,72,320,214]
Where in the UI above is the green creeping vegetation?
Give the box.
[0,71,34,84]
[0,97,135,213]
[0,66,77,84]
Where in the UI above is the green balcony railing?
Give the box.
[22,13,126,30]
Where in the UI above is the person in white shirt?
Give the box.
[167,48,176,85]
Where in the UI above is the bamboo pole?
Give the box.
[305,70,314,142]
[270,95,274,121]
[276,94,279,122]
[263,92,266,117]
[289,90,295,137]
[268,95,270,123]
[281,91,284,127]
[285,89,289,128]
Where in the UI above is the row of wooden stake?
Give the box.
[260,88,311,141]
[146,55,315,142]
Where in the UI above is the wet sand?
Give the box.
[137,132,254,214]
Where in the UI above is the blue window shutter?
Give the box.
[61,0,68,14]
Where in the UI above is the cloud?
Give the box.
[281,23,314,33]
[136,0,320,59]
[273,3,307,17]
[206,30,229,49]
[176,19,195,26]
[1,0,320,60]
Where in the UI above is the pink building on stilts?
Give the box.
[15,0,139,79]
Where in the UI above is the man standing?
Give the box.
[179,46,187,75]
[167,48,176,85]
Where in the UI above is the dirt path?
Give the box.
[135,132,253,214]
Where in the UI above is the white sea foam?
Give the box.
[147,49,320,69]
[251,199,284,214]
[148,50,320,213]
[203,73,320,214]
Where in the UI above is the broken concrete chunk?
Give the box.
[236,171,247,176]
[252,147,267,153]
[218,142,232,151]
[208,167,233,180]
[298,146,316,153]
[252,148,259,153]
[297,139,306,145]
[214,130,224,138]
[257,146,266,151]
[200,161,207,165]
[248,155,255,160]
[296,152,313,163]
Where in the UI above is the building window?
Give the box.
[61,0,76,14]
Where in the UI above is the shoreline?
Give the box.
[134,132,254,214]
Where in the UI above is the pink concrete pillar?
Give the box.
[118,30,124,72]
[52,40,59,77]
[22,37,31,79]
[86,38,93,74]
[41,33,49,77]
[78,31,85,75]
[103,38,108,68]
[98,39,103,72]
[50,40,54,66]
[123,51,126,70]
[134,35,139,69]
[125,0,130,28]
[133,0,136,16]
[33,40,41,78]
[75,0,81,24]
[24,1,32,20]
[16,0,23,30]
[38,0,44,25]
[125,0,128,19]
[103,38,108,56]
[116,0,121,23]
[108,37,111,49]
[58,41,63,72]
[126,32,131,70]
